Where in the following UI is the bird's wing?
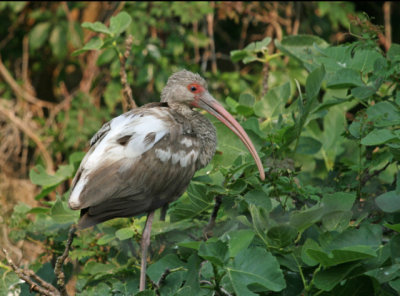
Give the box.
[69,107,200,218]
[69,107,173,209]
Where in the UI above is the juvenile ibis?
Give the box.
[68,70,265,290]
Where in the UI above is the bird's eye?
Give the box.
[190,86,197,92]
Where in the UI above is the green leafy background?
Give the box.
[1,2,400,295]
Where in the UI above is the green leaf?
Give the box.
[244,189,271,211]
[147,254,185,283]
[230,49,249,62]
[227,229,255,257]
[83,261,115,276]
[82,21,111,35]
[97,233,115,245]
[30,165,65,188]
[366,101,400,127]
[296,136,322,154]
[326,68,364,88]
[29,22,52,50]
[361,129,396,146]
[307,245,376,267]
[226,247,286,295]
[72,36,104,56]
[49,23,67,59]
[313,263,360,291]
[301,238,320,266]
[169,182,212,221]
[50,198,78,224]
[275,35,329,71]
[384,223,400,232]
[387,43,400,62]
[322,210,352,232]
[267,225,298,248]
[305,64,326,99]
[364,264,400,284]
[110,11,132,35]
[351,85,377,100]
[376,191,400,213]
[198,240,228,266]
[115,227,135,240]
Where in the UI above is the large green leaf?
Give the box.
[226,247,286,295]
[307,246,376,267]
[361,129,397,146]
[198,240,228,266]
[109,11,132,35]
[227,229,255,257]
[306,64,326,99]
[313,263,361,291]
[376,191,400,213]
[275,35,329,71]
[50,198,79,224]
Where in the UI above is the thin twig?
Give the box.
[2,248,60,296]
[119,34,136,111]
[203,195,223,239]
[361,162,391,186]
[54,225,77,296]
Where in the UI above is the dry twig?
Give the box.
[119,34,136,111]
[2,248,61,296]
[54,226,77,296]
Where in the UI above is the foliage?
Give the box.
[1,2,400,296]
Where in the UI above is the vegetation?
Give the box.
[1,2,400,295]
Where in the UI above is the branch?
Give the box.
[0,100,54,172]
[54,225,77,296]
[383,2,392,51]
[203,195,223,239]
[119,34,136,111]
[361,162,391,186]
[2,248,60,296]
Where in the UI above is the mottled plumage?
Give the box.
[69,70,264,229]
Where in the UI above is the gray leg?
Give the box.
[139,211,155,291]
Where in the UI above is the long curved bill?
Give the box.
[195,92,265,180]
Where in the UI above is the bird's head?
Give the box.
[161,70,265,180]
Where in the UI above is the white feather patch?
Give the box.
[69,110,172,207]
[84,113,168,171]
[180,138,192,147]
[69,176,87,209]
[155,148,171,162]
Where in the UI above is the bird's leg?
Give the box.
[139,210,155,291]
[160,204,168,221]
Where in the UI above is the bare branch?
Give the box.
[119,34,137,111]
[54,225,77,296]
[2,248,60,296]
[383,2,392,51]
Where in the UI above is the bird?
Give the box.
[68,70,265,290]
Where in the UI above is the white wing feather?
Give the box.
[69,111,169,209]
